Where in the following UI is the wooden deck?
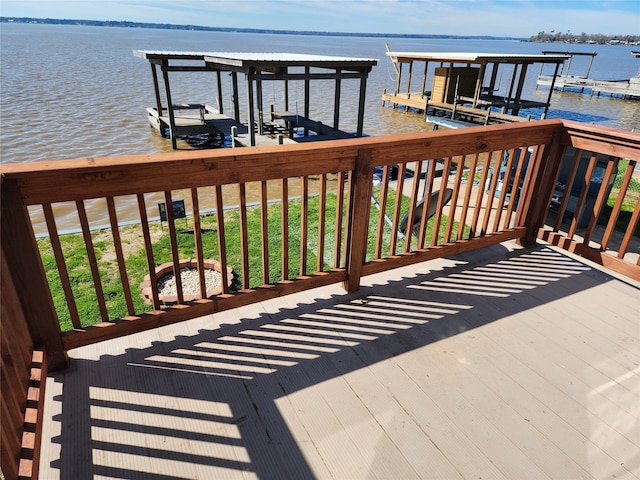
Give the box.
[38,241,640,479]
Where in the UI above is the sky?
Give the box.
[1,0,639,38]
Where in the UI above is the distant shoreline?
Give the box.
[0,16,526,41]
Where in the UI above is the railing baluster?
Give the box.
[137,193,161,310]
[431,156,452,246]
[106,197,135,314]
[458,153,478,241]
[341,171,354,269]
[492,149,516,233]
[107,197,136,315]
[374,165,390,259]
[470,152,492,238]
[554,149,582,232]
[317,174,327,272]
[75,200,109,322]
[190,188,207,298]
[568,153,598,239]
[300,176,309,276]
[42,203,81,329]
[260,180,270,284]
[163,191,184,304]
[281,178,289,280]
[390,163,406,255]
[583,158,617,245]
[481,151,501,236]
[334,172,345,269]
[238,183,249,290]
[373,165,390,260]
[503,148,529,230]
[601,160,637,251]
[403,160,423,253]
[445,155,464,243]
[214,185,229,294]
[618,196,640,260]
[418,159,437,249]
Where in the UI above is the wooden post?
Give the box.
[488,63,499,94]
[304,66,310,136]
[284,78,289,112]
[216,70,224,114]
[334,69,341,130]
[232,72,240,122]
[506,64,518,113]
[150,63,163,116]
[405,60,413,111]
[512,63,529,115]
[473,63,486,108]
[247,69,256,146]
[356,74,368,137]
[420,61,429,99]
[257,78,264,136]
[544,62,562,117]
[161,61,177,149]
[517,126,565,247]
[343,149,374,293]
[0,178,68,371]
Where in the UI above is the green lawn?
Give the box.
[39,188,467,332]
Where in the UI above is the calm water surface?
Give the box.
[2,23,639,232]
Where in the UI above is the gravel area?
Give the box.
[157,267,222,297]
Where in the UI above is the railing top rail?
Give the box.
[1,120,566,177]
[560,120,640,160]
[1,120,565,205]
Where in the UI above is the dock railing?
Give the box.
[1,119,639,479]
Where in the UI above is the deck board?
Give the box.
[39,241,640,479]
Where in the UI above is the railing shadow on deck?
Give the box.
[42,243,619,479]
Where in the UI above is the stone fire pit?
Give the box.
[140,259,233,306]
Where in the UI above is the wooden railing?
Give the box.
[1,243,53,480]
[1,119,639,479]
[535,121,640,279]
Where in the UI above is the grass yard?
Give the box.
[38,187,467,332]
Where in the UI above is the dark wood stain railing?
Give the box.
[1,119,638,479]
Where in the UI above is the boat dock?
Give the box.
[134,51,378,149]
[382,51,568,128]
[536,51,640,100]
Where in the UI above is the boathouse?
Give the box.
[134,50,378,149]
[382,51,568,127]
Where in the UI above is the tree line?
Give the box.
[529,31,640,45]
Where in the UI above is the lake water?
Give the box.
[1,23,639,233]
[2,22,640,164]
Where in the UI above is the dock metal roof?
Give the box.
[134,50,377,70]
[386,51,569,64]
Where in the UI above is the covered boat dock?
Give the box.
[382,51,568,127]
[134,51,378,149]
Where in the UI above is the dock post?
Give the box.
[232,72,240,122]
[216,71,224,114]
[334,70,341,130]
[257,79,264,136]
[161,63,178,150]
[247,69,256,146]
[356,74,368,137]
